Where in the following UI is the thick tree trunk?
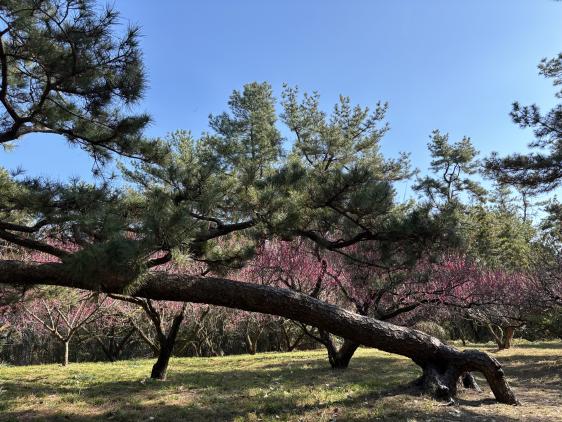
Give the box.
[320,331,359,369]
[502,327,515,350]
[0,260,519,404]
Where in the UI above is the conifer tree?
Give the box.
[0,0,155,161]
[486,53,562,192]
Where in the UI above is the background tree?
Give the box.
[18,287,106,365]
[110,295,187,380]
[414,130,486,208]
[486,53,562,192]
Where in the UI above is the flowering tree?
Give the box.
[236,239,354,363]
[81,300,138,362]
[18,288,107,366]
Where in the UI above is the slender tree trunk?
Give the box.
[287,333,304,352]
[487,324,506,350]
[150,312,185,380]
[0,261,520,404]
[245,333,257,355]
[62,340,69,366]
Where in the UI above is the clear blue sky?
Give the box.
[1,0,561,194]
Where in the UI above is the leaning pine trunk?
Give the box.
[0,261,520,404]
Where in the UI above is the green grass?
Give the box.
[0,341,560,421]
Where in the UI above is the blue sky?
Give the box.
[1,0,561,197]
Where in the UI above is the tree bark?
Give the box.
[0,260,519,404]
[318,330,360,369]
[63,340,69,366]
[502,327,515,350]
[150,310,185,380]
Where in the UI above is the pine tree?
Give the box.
[486,53,562,192]
[0,0,156,161]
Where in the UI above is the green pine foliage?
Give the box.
[486,53,562,193]
[0,0,162,162]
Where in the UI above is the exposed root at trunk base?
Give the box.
[412,350,519,405]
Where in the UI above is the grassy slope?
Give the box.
[0,341,560,422]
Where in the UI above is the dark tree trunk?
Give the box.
[93,327,135,362]
[150,338,174,380]
[461,371,481,391]
[286,332,304,352]
[0,260,519,404]
[150,311,185,380]
[320,331,359,369]
[281,321,305,352]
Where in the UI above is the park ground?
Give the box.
[0,341,560,421]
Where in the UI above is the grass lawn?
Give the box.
[0,341,560,421]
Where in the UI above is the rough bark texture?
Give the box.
[0,260,519,404]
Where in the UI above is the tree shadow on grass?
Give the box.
[0,349,559,421]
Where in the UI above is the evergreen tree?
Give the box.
[486,53,562,193]
[0,0,155,161]
[414,130,486,208]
